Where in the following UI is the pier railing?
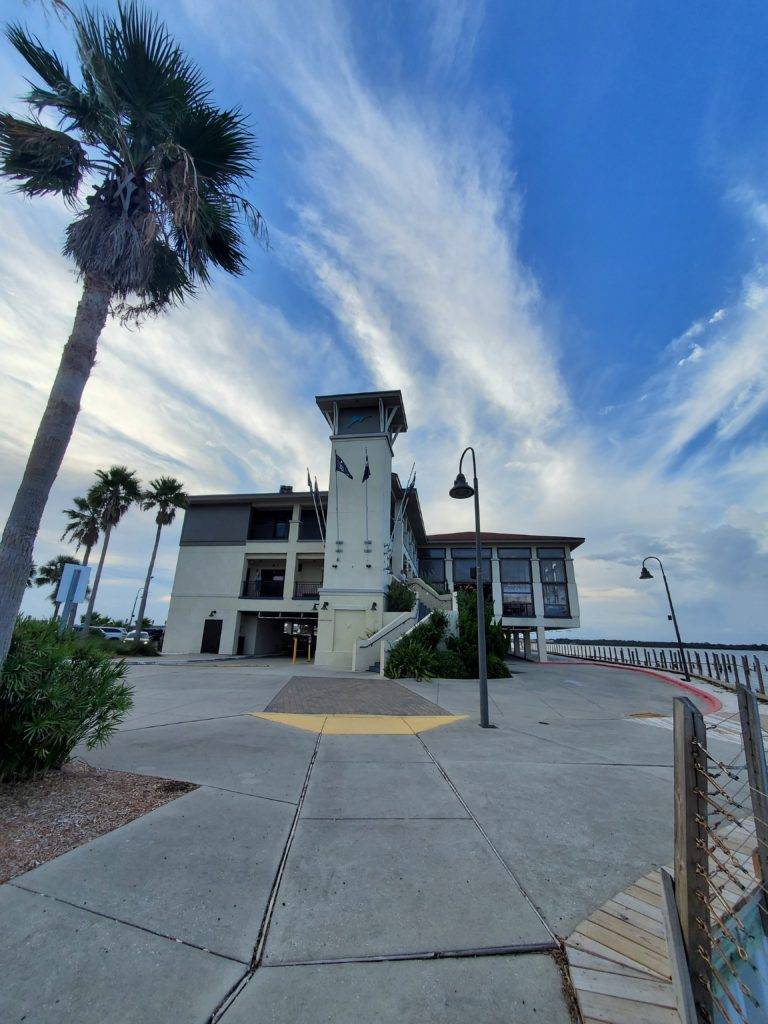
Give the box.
[546,640,766,697]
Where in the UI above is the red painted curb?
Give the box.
[545,658,723,715]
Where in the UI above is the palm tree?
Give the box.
[0,4,263,668]
[36,554,80,619]
[82,466,142,630]
[133,476,188,637]
[61,493,101,626]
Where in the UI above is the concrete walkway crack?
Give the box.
[261,941,559,968]
[208,730,323,1023]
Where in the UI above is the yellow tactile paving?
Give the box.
[248,711,466,735]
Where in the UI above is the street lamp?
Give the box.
[450,447,491,728]
[639,556,690,681]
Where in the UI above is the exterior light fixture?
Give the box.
[371,601,377,611]
[639,556,690,681]
[449,447,491,728]
[321,601,329,610]
[209,610,217,617]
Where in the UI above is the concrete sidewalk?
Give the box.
[1,660,729,1023]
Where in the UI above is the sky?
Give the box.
[1,0,767,642]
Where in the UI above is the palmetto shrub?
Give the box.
[385,579,416,612]
[0,618,133,781]
[384,636,438,682]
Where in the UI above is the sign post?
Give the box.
[56,564,91,635]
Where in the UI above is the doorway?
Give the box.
[201,618,223,654]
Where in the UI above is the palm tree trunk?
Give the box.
[134,521,162,636]
[66,543,91,630]
[0,276,112,668]
[83,524,112,631]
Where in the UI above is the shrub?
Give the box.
[386,579,416,612]
[487,654,511,678]
[409,609,448,648]
[0,618,133,782]
[430,650,466,678]
[383,637,436,681]
[119,640,160,657]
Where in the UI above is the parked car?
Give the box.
[145,626,164,645]
[122,630,151,644]
[100,627,126,641]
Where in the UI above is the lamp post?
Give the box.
[639,556,690,681]
[126,584,145,633]
[450,447,491,728]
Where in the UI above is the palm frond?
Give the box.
[0,114,87,198]
[141,476,189,525]
[114,240,194,322]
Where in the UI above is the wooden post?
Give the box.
[705,652,711,678]
[291,635,298,664]
[742,655,751,691]
[673,697,711,1019]
[754,656,765,696]
[660,868,699,1024]
[736,684,768,935]
[695,652,702,676]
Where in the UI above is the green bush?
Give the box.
[119,640,160,657]
[0,618,134,782]
[430,650,466,678]
[487,653,512,678]
[383,637,436,681]
[408,608,448,648]
[385,579,416,612]
[447,590,512,678]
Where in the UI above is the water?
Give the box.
[712,897,768,1023]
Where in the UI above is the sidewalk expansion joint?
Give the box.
[208,731,323,1024]
[120,712,253,732]
[411,729,558,943]
[8,883,250,966]
[261,941,560,968]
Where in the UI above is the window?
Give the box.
[499,550,534,617]
[418,548,446,586]
[452,555,492,585]
[538,549,569,617]
[248,508,292,540]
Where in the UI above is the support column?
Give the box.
[536,625,548,663]
[523,631,532,660]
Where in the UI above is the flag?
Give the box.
[362,450,371,483]
[335,453,353,480]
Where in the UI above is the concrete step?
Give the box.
[367,662,381,673]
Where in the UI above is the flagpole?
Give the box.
[315,478,327,538]
[308,468,324,541]
[364,447,370,545]
[335,470,340,547]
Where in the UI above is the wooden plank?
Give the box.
[612,891,665,922]
[566,946,659,981]
[575,922,672,978]
[639,873,663,893]
[603,899,667,938]
[570,966,677,1008]
[627,884,663,909]
[590,909,668,956]
[578,990,681,1024]
[567,934,665,979]
[660,868,698,1024]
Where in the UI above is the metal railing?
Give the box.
[670,690,768,1022]
[241,580,285,599]
[293,582,321,600]
[547,640,767,696]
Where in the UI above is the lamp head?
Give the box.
[639,566,653,580]
[449,472,474,500]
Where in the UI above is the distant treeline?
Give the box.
[552,639,768,652]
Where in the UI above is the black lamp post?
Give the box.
[450,447,491,728]
[639,556,690,681]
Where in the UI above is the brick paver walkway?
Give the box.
[264,676,448,716]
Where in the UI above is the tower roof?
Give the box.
[315,390,407,435]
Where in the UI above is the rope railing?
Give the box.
[671,688,768,1023]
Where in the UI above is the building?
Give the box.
[163,389,583,666]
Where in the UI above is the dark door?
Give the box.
[201,618,223,654]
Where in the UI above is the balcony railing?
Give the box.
[293,582,321,600]
[242,579,285,599]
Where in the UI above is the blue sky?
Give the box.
[1,0,767,641]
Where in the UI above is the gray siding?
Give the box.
[180,503,251,545]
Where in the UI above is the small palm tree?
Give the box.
[61,495,101,566]
[0,3,263,668]
[82,466,142,630]
[133,476,188,636]
[36,554,80,619]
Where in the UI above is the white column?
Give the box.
[523,631,532,659]
[491,551,502,620]
[536,625,548,663]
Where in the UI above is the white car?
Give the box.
[100,627,126,641]
[122,630,150,644]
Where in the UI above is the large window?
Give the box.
[499,548,534,617]
[248,508,292,540]
[418,548,446,587]
[538,547,569,617]
[451,547,491,587]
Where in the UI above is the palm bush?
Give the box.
[0,618,133,782]
[385,579,416,612]
[0,3,263,668]
[133,476,188,636]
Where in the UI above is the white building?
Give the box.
[163,390,583,666]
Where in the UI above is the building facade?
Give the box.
[163,390,584,665]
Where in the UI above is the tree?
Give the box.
[35,554,80,619]
[61,494,101,566]
[134,476,188,637]
[82,466,142,629]
[0,3,263,669]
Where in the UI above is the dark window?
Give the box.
[537,546,565,559]
[539,558,566,583]
[499,552,534,616]
[451,547,491,557]
[242,567,285,599]
[248,508,292,540]
[452,557,491,584]
[418,548,446,585]
[543,583,570,618]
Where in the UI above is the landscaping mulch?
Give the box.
[0,761,196,884]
